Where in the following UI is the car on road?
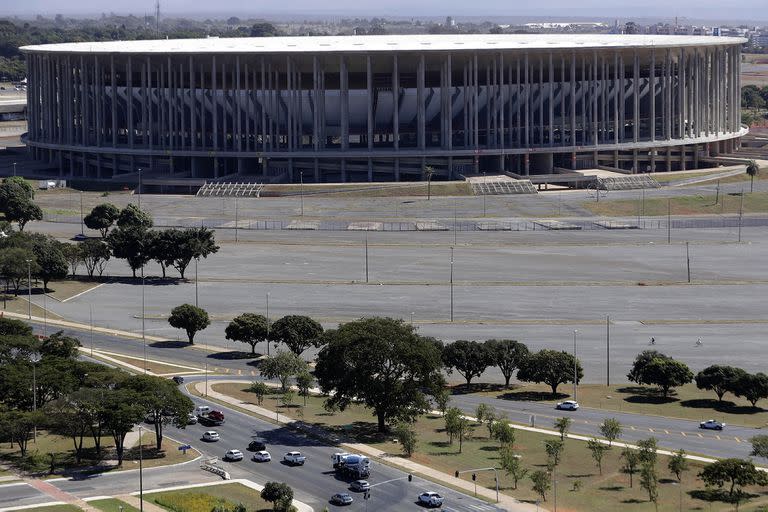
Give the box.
[224,449,244,461]
[252,450,271,462]
[247,440,267,451]
[186,413,198,425]
[417,492,444,508]
[172,376,185,384]
[555,400,580,411]
[330,493,354,506]
[700,419,725,430]
[350,480,370,492]
[202,431,220,442]
[72,233,88,241]
[283,451,306,465]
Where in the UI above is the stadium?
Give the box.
[21,34,746,185]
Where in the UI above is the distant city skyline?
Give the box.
[2,0,767,23]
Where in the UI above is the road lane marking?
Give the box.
[664,430,669,434]
[681,432,686,437]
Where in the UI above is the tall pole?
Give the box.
[137,168,142,210]
[365,232,369,284]
[234,197,239,243]
[194,258,199,307]
[300,171,304,217]
[572,329,578,400]
[141,266,146,374]
[42,289,47,336]
[453,201,457,246]
[738,188,744,243]
[90,304,94,357]
[606,316,610,386]
[667,198,671,244]
[482,172,487,217]
[12,162,16,176]
[266,292,270,357]
[686,242,691,283]
[26,259,31,319]
[204,360,208,397]
[80,192,84,235]
[450,247,454,323]
[138,425,144,512]
[32,353,39,442]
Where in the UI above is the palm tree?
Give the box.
[423,166,435,200]
[746,160,759,193]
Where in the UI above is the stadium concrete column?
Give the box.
[367,54,373,181]
[393,53,399,152]
[418,53,425,151]
[340,54,348,181]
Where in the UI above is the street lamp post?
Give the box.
[26,259,32,319]
[572,329,578,401]
[12,162,17,176]
[194,257,199,308]
[79,192,84,235]
[138,425,144,512]
[266,292,270,357]
[410,312,414,325]
[90,304,94,357]
[450,247,454,323]
[31,352,40,442]
[137,168,142,210]
[300,171,304,216]
[482,172,487,217]
[141,266,146,373]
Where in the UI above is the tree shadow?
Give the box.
[621,499,646,504]
[497,390,567,402]
[617,386,678,404]
[148,340,189,349]
[680,399,765,415]
[598,486,624,492]
[689,489,760,504]
[449,383,507,395]
[207,350,259,360]
[479,445,500,452]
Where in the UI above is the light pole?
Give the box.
[234,197,239,243]
[137,168,142,210]
[89,304,94,357]
[141,265,146,373]
[410,312,414,325]
[42,287,47,336]
[31,352,40,442]
[450,247,454,323]
[364,232,369,283]
[572,329,578,401]
[79,192,84,235]
[26,258,32,319]
[204,360,208,397]
[300,171,304,216]
[12,162,17,176]
[266,292,270,357]
[482,171,487,217]
[138,424,144,512]
[194,257,199,308]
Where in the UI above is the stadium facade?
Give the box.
[21,34,746,183]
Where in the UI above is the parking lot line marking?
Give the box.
[681,432,687,437]
[735,437,741,442]
[716,435,721,440]
[697,433,703,438]
[648,428,655,432]
[664,429,669,434]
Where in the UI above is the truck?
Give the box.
[195,405,225,426]
[283,451,306,466]
[331,452,371,479]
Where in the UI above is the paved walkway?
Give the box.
[194,381,540,512]
[24,479,99,512]
[115,494,166,512]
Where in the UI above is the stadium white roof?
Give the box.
[21,34,746,54]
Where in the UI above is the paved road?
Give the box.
[0,483,50,509]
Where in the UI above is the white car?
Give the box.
[283,451,306,465]
[252,450,271,462]
[202,431,220,442]
[555,400,580,411]
[224,449,244,461]
[417,492,444,508]
[700,419,725,430]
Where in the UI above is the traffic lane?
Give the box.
[452,394,757,459]
[175,389,504,512]
[0,483,52,508]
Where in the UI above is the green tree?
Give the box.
[491,420,516,448]
[0,409,43,456]
[167,304,210,344]
[314,317,444,432]
[742,85,766,109]
[393,421,418,457]
[628,351,693,397]
[637,437,658,467]
[517,349,583,396]
[747,160,760,193]
[621,447,640,488]
[668,449,689,483]
[695,365,748,402]
[600,418,622,447]
[544,439,564,470]
[698,458,768,501]
[259,351,308,392]
[225,313,269,355]
[102,388,145,465]
[442,339,491,388]
[640,463,659,506]
[295,371,314,407]
[31,236,68,291]
[0,316,33,336]
[80,239,110,278]
[147,229,178,278]
[749,434,768,458]
[475,403,497,437]
[554,417,571,441]
[247,381,271,405]
[444,407,461,444]
[121,374,194,450]
[484,339,529,388]
[0,247,39,294]
[732,372,768,408]
[41,332,81,359]
[106,226,151,278]
[587,438,609,475]
[260,481,294,512]
[500,447,528,489]
[61,243,82,277]
[171,227,219,279]
[454,415,474,453]
[269,315,323,356]
[83,203,120,237]
[433,387,451,415]
[116,203,153,230]
[530,470,551,501]
[0,177,43,231]
[280,389,295,407]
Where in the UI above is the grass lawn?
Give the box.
[89,351,201,376]
[263,181,472,198]
[462,382,768,428]
[583,190,768,216]
[650,171,731,184]
[22,505,82,512]
[44,278,104,302]
[213,382,768,512]
[0,427,197,476]
[147,483,272,512]
[88,499,140,512]
[0,295,63,320]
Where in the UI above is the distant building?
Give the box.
[446,16,455,28]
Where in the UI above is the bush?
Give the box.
[153,492,228,512]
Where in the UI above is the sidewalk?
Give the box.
[194,381,540,512]
[24,479,100,512]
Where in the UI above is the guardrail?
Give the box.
[200,458,230,480]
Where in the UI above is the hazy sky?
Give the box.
[3,0,766,22]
